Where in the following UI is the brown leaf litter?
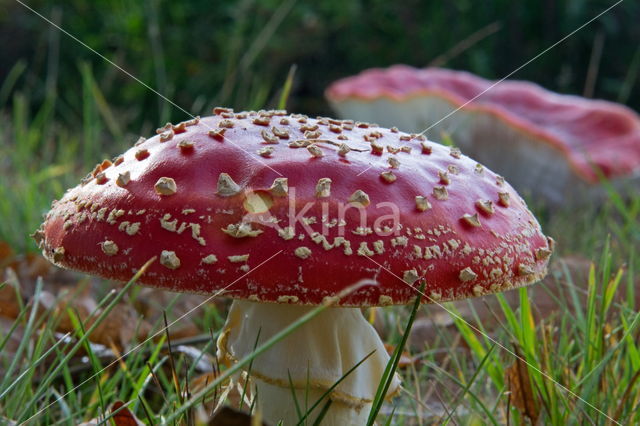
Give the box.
[0,241,225,355]
[506,348,540,424]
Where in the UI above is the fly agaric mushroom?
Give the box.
[326,65,640,206]
[36,108,553,425]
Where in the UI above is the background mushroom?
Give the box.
[326,65,640,207]
[37,108,553,424]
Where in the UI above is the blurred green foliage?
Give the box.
[1,0,639,129]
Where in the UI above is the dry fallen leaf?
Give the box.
[35,284,97,331]
[506,351,539,424]
[29,282,152,351]
[110,401,144,426]
[383,343,416,368]
[134,287,225,341]
[208,405,270,426]
[0,241,15,268]
[78,401,144,426]
[88,304,151,350]
[0,275,22,319]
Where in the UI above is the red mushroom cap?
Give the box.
[36,109,552,306]
[326,65,640,183]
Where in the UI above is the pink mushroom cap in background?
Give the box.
[326,65,640,206]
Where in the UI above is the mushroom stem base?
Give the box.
[217,300,400,425]
[254,379,371,425]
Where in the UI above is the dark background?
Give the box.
[2,0,639,131]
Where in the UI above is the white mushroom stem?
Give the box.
[217,300,401,425]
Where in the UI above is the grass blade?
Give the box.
[311,398,332,426]
[277,64,297,110]
[295,350,375,425]
[441,344,497,425]
[16,257,156,422]
[366,281,425,426]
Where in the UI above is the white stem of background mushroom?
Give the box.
[217,300,401,425]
